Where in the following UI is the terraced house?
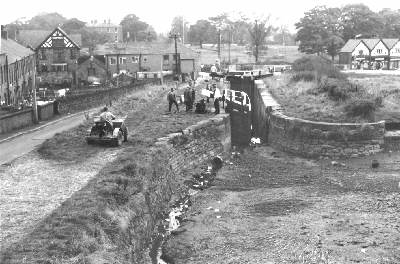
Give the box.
[17,27,81,89]
[339,38,400,70]
[0,26,36,106]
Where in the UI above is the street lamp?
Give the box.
[169,32,181,80]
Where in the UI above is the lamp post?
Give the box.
[169,32,181,80]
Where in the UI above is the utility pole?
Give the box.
[169,32,181,79]
[217,29,221,60]
[228,26,232,64]
[32,65,38,123]
[182,17,185,44]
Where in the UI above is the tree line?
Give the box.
[295,4,400,60]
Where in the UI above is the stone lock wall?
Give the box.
[268,110,386,158]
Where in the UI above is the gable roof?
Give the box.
[362,39,381,50]
[94,42,200,59]
[18,27,81,50]
[1,37,34,63]
[340,39,362,53]
[382,39,400,49]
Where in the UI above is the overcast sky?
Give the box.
[1,0,400,33]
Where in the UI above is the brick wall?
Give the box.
[57,80,158,114]
[268,110,386,158]
[0,109,33,134]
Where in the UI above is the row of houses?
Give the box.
[339,38,400,70]
[0,26,36,106]
[0,25,200,107]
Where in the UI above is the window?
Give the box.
[377,49,382,54]
[115,27,118,33]
[115,35,118,42]
[54,49,65,62]
[358,50,363,55]
[396,48,400,53]
[70,49,76,59]
[132,56,139,63]
[163,55,169,64]
[88,68,96,76]
[39,49,47,60]
[119,57,126,64]
[142,56,148,62]
[110,57,117,65]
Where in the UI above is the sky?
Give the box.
[1,0,400,34]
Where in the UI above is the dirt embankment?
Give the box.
[163,146,400,264]
[0,81,222,263]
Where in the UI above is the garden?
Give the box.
[266,56,400,124]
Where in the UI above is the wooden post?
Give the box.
[32,66,38,123]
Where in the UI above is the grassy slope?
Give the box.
[266,73,400,123]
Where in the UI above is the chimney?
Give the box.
[1,25,8,40]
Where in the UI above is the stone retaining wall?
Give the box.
[268,110,386,158]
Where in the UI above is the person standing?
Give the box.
[167,88,179,112]
[214,97,220,114]
[191,87,196,110]
[184,86,192,111]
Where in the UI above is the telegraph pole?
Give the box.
[169,32,180,79]
[217,29,221,60]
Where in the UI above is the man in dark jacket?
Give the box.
[214,97,220,114]
[184,87,192,111]
[167,88,179,112]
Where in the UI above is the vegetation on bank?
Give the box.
[267,55,400,123]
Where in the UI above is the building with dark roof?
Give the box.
[339,38,400,70]
[33,27,81,88]
[1,26,36,106]
[77,55,107,85]
[95,42,200,78]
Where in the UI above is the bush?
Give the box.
[344,99,376,118]
[292,55,346,80]
[291,71,315,82]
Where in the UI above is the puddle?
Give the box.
[149,156,223,264]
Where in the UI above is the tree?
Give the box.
[170,16,189,43]
[188,20,217,48]
[79,28,109,47]
[296,6,342,56]
[248,18,273,62]
[379,8,400,38]
[340,4,384,41]
[61,18,86,33]
[120,14,150,42]
[326,35,345,61]
[27,12,67,30]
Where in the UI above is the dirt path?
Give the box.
[163,146,400,264]
[0,82,216,252]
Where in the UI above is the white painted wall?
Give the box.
[371,41,389,56]
[352,42,369,57]
[390,41,400,57]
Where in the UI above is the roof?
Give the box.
[362,39,381,50]
[340,39,361,53]
[17,28,82,49]
[382,39,400,49]
[94,42,199,59]
[0,37,35,63]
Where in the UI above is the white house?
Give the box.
[383,39,400,69]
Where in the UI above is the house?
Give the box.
[77,55,107,85]
[28,27,81,89]
[339,38,400,70]
[383,39,400,69]
[1,26,36,106]
[86,19,123,43]
[95,42,200,79]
